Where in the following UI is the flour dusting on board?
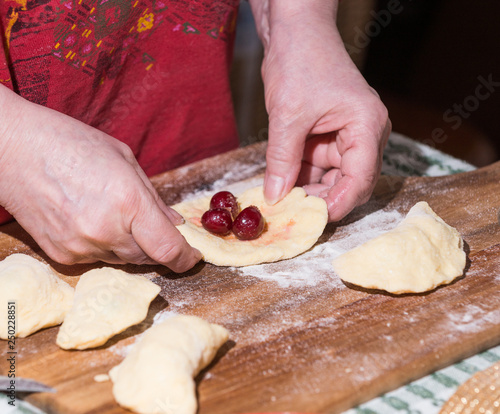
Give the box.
[152,310,177,325]
[108,339,138,358]
[181,171,265,202]
[239,209,403,288]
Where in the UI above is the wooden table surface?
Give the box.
[1,142,499,414]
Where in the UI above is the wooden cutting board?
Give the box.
[1,142,499,414]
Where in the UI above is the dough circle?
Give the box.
[172,186,328,267]
[332,202,466,294]
[0,254,74,339]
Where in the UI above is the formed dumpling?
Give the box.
[109,315,229,414]
[332,202,466,294]
[0,254,74,339]
[57,268,160,350]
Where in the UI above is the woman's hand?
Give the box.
[0,86,201,271]
[251,1,391,221]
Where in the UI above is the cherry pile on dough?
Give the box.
[201,191,265,240]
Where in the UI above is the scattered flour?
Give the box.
[239,209,403,288]
[212,167,265,192]
[447,303,500,334]
[152,309,178,325]
[238,242,343,288]
[108,339,138,358]
[180,171,264,203]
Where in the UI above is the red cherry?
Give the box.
[201,208,233,236]
[210,191,239,219]
[233,206,265,240]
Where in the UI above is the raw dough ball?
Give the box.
[109,315,229,414]
[172,186,328,266]
[332,202,466,294]
[0,254,74,339]
[56,268,160,350]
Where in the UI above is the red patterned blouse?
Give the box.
[0,0,240,224]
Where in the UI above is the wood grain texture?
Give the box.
[0,142,499,414]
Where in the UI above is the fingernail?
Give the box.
[157,201,185,225]
[171,209,185,225]
[264,174,285,205]
[164,207,184,225]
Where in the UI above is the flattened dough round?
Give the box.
[172,186,328,267]
[332,202,466,294]
[0,254,74,339]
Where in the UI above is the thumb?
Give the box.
[264,118,308,205]
[131,201,202,273]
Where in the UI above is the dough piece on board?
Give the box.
[109,315,229,414]
[56,268,160,350]
[0,254,74,339]
[172,186,328,266]
[332,202,466,294]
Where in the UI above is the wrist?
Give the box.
[250,0,338,50]
[269,0,337,25]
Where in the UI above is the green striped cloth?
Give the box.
[1,133,497,414]
[345,349,500,414]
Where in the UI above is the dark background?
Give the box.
[363,0,500,166]
[232,0,500,167]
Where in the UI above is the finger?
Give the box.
[296,161,326,187]
[302,133,342,170]
[48,223,159,266]
[132,165,184,226]
[296,160,326,187]
[42,239,128,265]
[324,138,380,222]
[324,175,376,222]
[75,252,127,265]
[131,203,202,272]
[302,168,342,197]
[302,182,328,197]
[157,199,184,226]
[69,212,156,265]
[320,168,343,188]
[264,116,309,205]
[110,237,158,265]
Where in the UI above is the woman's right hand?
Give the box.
[0,86,201,272]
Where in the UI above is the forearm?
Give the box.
[0,85,26,166]
[0,86,26,206]
[248,0,360,86]
[249,0,338,49]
